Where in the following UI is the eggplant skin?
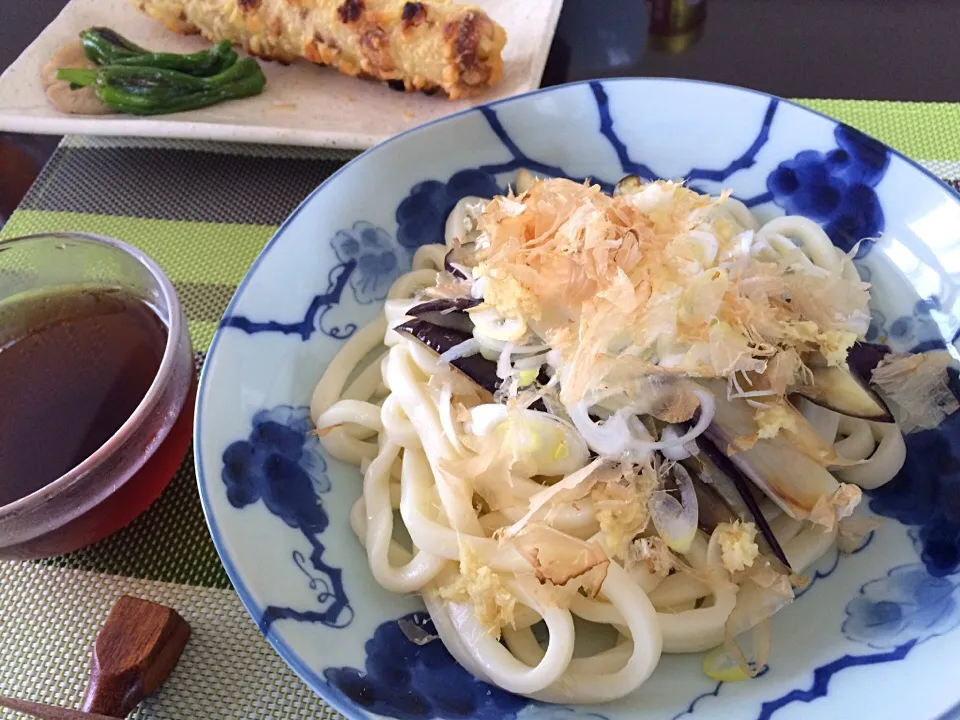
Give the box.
[795,365,894,423]
[443,248,469,279]
[396,318,498,395]
[694,436,792,570]
[396,318,550,411]
[847,341,892,386]
[131,0,507,99]
[408,297,479,318]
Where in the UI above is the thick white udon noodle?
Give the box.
[310,194,907,704]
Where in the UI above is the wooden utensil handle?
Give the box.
[80,596,190,717]
[0,695,119,720]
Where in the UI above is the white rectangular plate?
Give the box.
[0,0,562,149]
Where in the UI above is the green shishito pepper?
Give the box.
[80,27,238,77]
[57,59,266,116]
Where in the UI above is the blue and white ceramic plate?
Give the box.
[195,79,960,720]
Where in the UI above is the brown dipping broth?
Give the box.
[0,287,167,506]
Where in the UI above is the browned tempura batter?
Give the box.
[131,0,507,99]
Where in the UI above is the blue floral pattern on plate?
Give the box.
[325,613,612,720]
[766,125,889,257]
[843,564,960,649]
[325,612,527,720]
[221,406,353,633]
[869,371,960,577]
[333,222,401,304]
[871,295,951,352]
[220,221,404,340]
[395,170,501,250]
[219,260,358,340]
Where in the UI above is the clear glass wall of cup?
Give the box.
[0,232,195,559]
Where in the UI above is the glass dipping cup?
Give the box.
[0,232,195,560]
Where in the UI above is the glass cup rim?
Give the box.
[0,231,187,517]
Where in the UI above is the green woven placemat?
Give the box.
[0,99,958,720]
[0,140,358,720]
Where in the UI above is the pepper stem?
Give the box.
[56,68,98,87]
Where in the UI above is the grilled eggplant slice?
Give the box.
[396,316,549,410]
[794,365,893,422]
[847,341,892,385]
[408,298,479,333]
[396,319,496,396]
[692,437,792,569]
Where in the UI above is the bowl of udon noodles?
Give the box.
[196,78,960,720]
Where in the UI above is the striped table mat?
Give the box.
[1,98,959,720]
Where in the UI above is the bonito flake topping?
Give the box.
[467,178,871,405]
